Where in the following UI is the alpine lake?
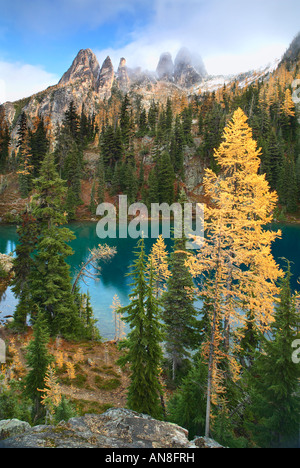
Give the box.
[0,220,299,340]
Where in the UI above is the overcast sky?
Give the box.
[0,0,299,102]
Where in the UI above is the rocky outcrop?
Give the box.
[174,47,207,88]
[0,46,209,146]
[59,49,100,86]
[97,56,115,96]
[0,253,13,274]
[0,408,223,449]
[156,52,174,81]
[0,419,31,441]
[117,58,130,92]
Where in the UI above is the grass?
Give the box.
[94,375,121,390]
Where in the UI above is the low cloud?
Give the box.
[0,61,59,103]
[95,0,299,75]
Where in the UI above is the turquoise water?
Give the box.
[0,221,299,339]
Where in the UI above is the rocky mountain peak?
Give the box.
[117,57,130,92]
[59,48,100,86]
[97,56,115,94]
[156,52,174,81]
[174,47,207,87]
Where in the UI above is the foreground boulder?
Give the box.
[0,419,31,440]
[0,408,223,449]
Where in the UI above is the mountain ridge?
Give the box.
[0,36,298,149]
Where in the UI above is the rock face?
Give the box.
[0,408,223,449]
[174,47,207,87]
[156,52,174,81]
[0,419,31,441]
[117,58,130,92]
[0,45,208,149]
[59,49,100,86]
[97,56,115,96]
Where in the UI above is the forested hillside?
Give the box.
[0,45,300,221]
[0,36,300,449]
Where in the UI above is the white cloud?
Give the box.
[204,43,288,76]
[96,0,300,75]
[0,61,59,103]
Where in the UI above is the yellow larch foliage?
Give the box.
[38,363,61,415]
[54,350,66,369]
[147,234,171,297]
[281,88,295,117]
[191,108,283,436]
[66,361,76,380]
[73,348,84,364]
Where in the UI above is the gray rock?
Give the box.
[193,436,225,448]
[156,52,174,81]
[97,56,115,95]
[0,419,31,441]
[117,58,130,92]
[59,49,100,86]
[0,408,223,449]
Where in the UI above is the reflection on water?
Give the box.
[0,221,299,339]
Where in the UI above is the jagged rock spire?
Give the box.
[117,57,130,92]
[97,56,114,94]
[156,52,174,81]
[59,48,100,86]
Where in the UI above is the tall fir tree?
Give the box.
[29,153,81,338]
[118,238,164,419]
[156,151,175,204]
[30,117,49,178]
[23,309,53,422]
[162,193,200,381]
[11,210,39,331]
[247,261,300,448]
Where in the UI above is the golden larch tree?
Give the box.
[147,234,171,298]
[188,107,282,437]
[281,88,295,117]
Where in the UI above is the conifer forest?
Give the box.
[0,13,300,449]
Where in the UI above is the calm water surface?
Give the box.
[0,221,299,339]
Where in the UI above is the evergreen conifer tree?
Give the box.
[156,152,175,204]
[97,154,106,204]
[247,262,300,448]
[30,153,81,338]
[162,200,199,381]
[30,118,49,178]
[23,309,53,421]
[118,238,164,419]
[11,210,39,331]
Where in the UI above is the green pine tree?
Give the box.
[157,152,175,204]
[118,238,164,419]
[162,220,200,382]
[167,355,207,438]
[30,118,49,178]
[247,261,300,448]
[97,154,106,204]
[23,309,53,422]
[30,153,81,338]
[11,210,39,331]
